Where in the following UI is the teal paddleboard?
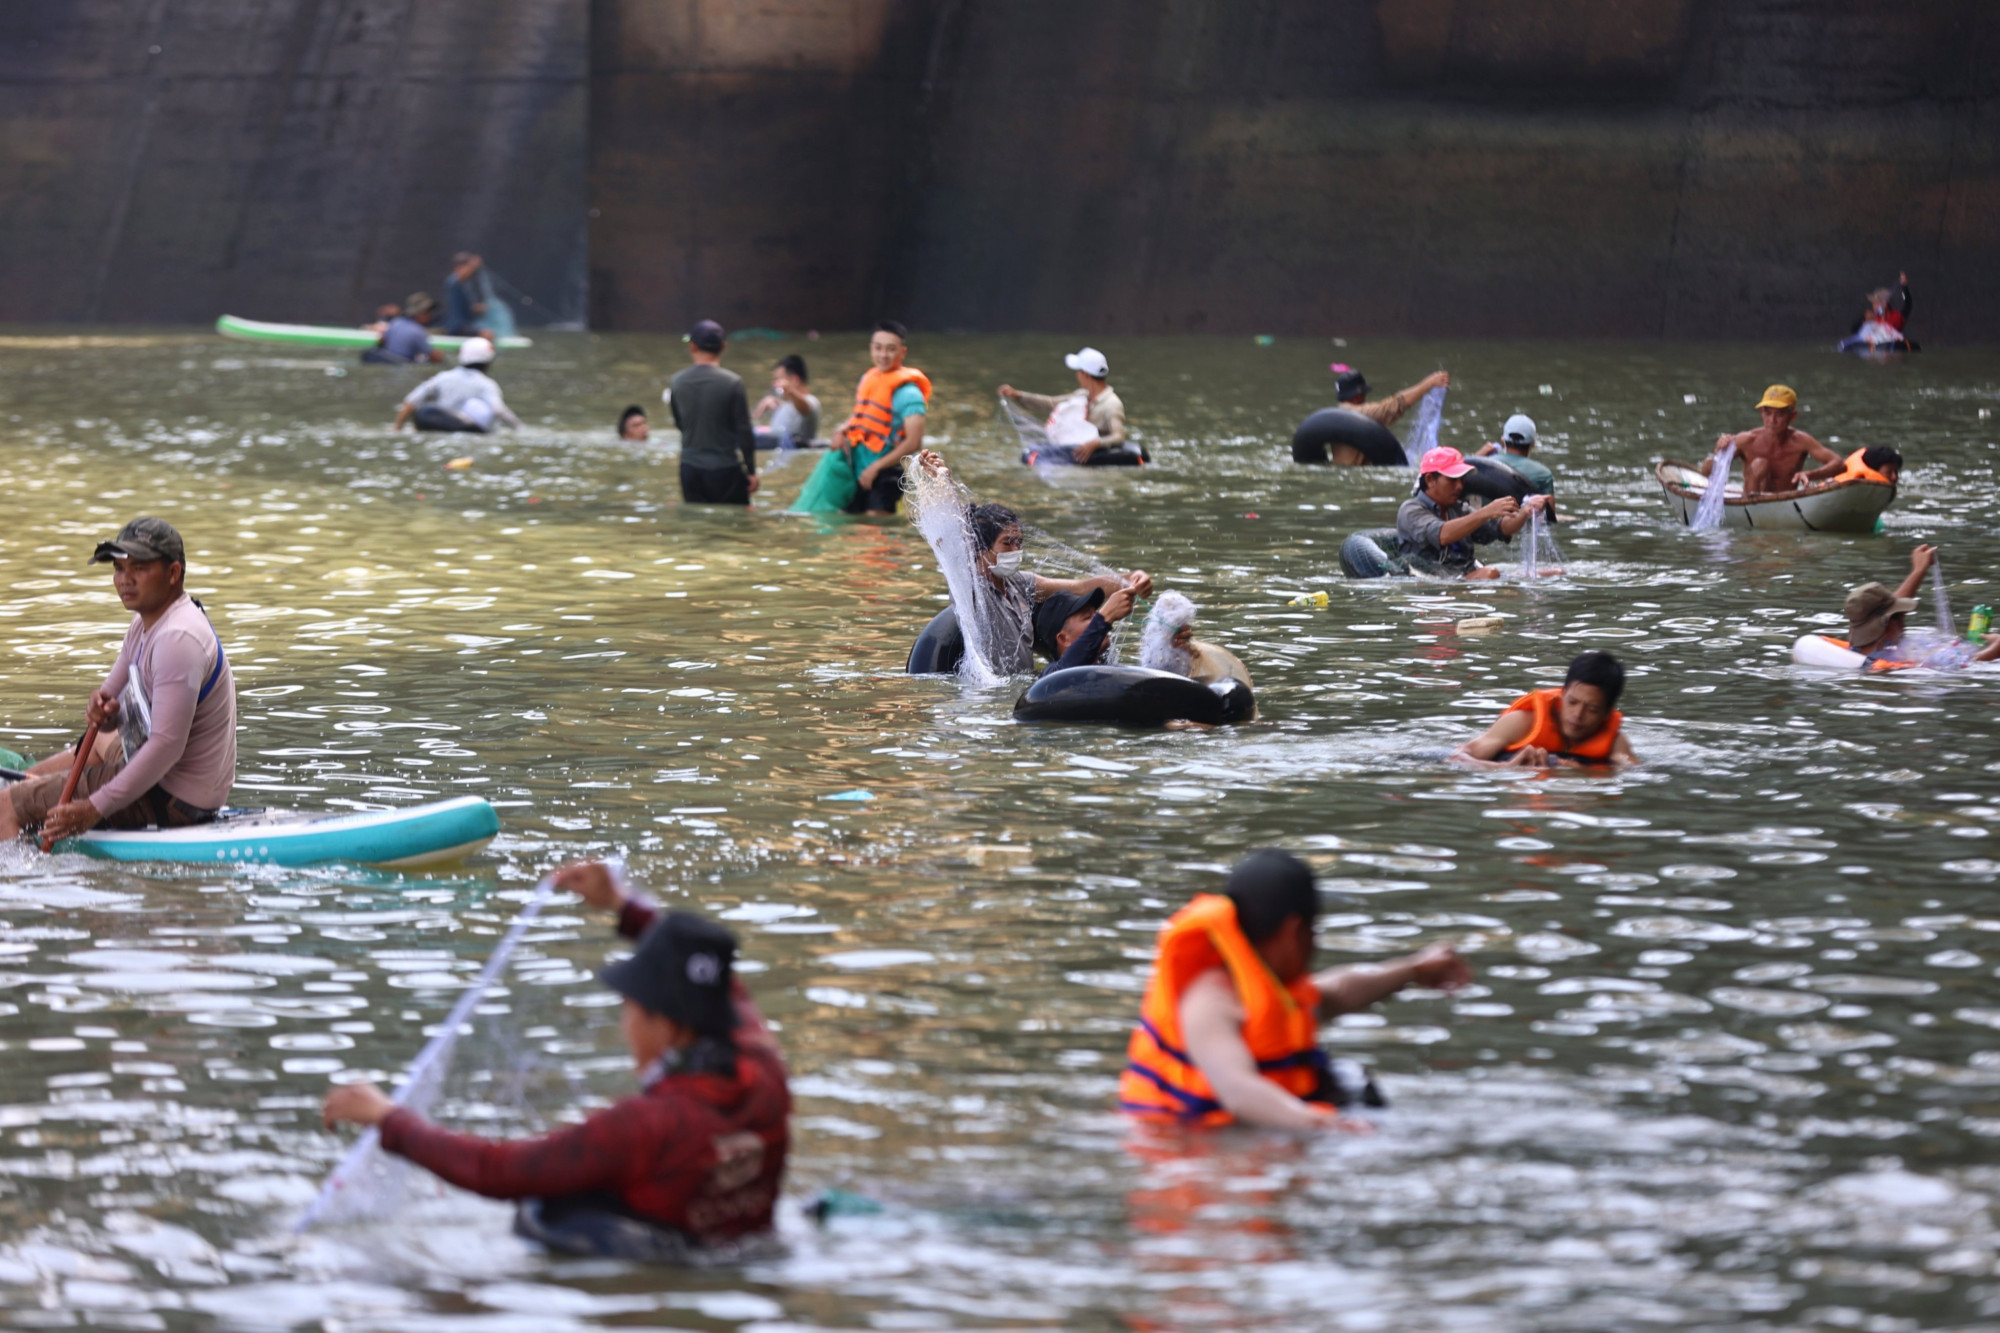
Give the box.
[215,315,532,353]
[63,795,500,868]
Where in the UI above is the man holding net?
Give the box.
[322,861,790,1257]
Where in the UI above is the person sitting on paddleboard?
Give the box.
[322,861,791,1255]
[999,347,1135,464]
[1034,581,1141,677]
[914,451,1153,674]
[1120,849,1471,1131]
[1840,546,2000,670]
[1701,385,1840,496]
[0,518,236,845]
[1396,447,1548,581]
[1138,592,1255,691]
[362,292,442,366]
[1453,651,1636,769]
[1797,444,1902,488]
[393,338,521,434]
[1473,414,1556,497]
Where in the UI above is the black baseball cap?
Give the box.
[91,517,185,567]
[600,910,739,1036]
[686,320,726,353]
[1335,371,1369,402]
[1032,588,1106,659]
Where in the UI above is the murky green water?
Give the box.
[3,328,2000,1330]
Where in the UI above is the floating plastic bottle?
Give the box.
[1969,605,1992,643]
[1288,591,1330,608]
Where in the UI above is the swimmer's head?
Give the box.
[1226,849,1319,981]
[1861,445,1903,483]
[1034,588,1106,660]
[774,353,809,385]
[970,504,1023,575]
[1845,582,1919,651]
[618,405,649,441]
[1334,369,1369,403]
[1559,651,1626,746]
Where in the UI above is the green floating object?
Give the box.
[1254,334,1276,345]
[822,790,875,802]
[0,747,29,772]
[731,327,785,340]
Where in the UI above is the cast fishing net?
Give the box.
[1522,506,1565,578]
[1138,592,1196,675]
[1691,443,1735,529]
[1402,385,1447,464]
[297,877,569,1231]
[903,459,1124,683]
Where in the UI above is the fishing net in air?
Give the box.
[1521,505,1565,578]
[1402,384,1448,464]
[1691,443,1735,530]
[903,458,1125,683]
[297,877,569,1232]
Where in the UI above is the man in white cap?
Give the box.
[999,347,1131,463]
[392,337,522,433]
[1474,414,1555,496]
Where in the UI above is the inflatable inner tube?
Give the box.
[411,404,489,433]
[907,605,966,675]
[1013,665,1255,727]
[1021,442,1147,467]
[1339,528,1408,580]
[514,1197,698,1263]
[754,428,829,451]
[1291,408,1405,467]
[1459,455,1541,504]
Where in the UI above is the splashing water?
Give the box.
[905,463,1011,685]
[1691,444,1735,529]
[1932,556,1955,637]
[1521,506,1560,579]
[1403,384,1448,465]
[296,876,557,1232]
[1138,592,1196,674]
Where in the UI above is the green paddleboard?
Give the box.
[215,315,532,352]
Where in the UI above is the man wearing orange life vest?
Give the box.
[1454,650,1636,769]
[1798,444,1902,488]
[1120,850,1471,1132]
[838,320,930,514]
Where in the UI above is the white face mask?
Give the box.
[992,550,1024,575]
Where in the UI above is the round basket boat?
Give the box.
[1655,459,1895,533]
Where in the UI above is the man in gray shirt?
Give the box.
[668,320,759,506]
[1396,446,1545,579]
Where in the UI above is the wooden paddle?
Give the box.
[40,722,100,853]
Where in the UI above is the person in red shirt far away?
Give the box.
[322,861,791,1261]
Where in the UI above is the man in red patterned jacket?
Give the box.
[322,861,790,1256]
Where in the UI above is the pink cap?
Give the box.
[1418,446,1473,478]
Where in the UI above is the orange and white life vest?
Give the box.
[1500,688,1623,763]
[1119,894,1330,1124]
[1837,449,1896,485]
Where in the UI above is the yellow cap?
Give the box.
[1756,384,1797,410]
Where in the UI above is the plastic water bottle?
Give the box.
[1288,592,1330,608]
[1969,605,1992,643]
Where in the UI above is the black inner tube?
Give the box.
[1290,408,1405,467]
[1022,442,1147,467]
[907,606,966,675]
[1013,665,1254,726]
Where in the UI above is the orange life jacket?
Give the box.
[1837,449,1895,485]
[1119,894,1330,1124]
[1501,688,1623,764]
[843,366,932,463]
[1814,636,1915,672]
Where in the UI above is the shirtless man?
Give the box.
[1701,385,1839,496]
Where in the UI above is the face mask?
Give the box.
[992,550,1024,575]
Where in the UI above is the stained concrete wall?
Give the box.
[5,0,1998,339]
[0,0,585,326]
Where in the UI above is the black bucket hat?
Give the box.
[1032,587,1106,660]
[1335,371,1369,402]
[601,911,739,1037]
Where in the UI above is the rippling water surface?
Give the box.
[3,329,2000,1330]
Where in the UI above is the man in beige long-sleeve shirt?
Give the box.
[999,346,1133,463]
[1333,366,1450,429]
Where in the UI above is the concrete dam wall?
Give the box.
[4,0,1998,340]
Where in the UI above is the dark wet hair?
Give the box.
[618,405,646,433]
[1861,445,1903,472]
[969,502,1020,552]
[1565,651,1626,709]
[875,319,909,342]
[776,353,809,383]
[1225,849,1318,943]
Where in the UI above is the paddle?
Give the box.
[40,722,100,853]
